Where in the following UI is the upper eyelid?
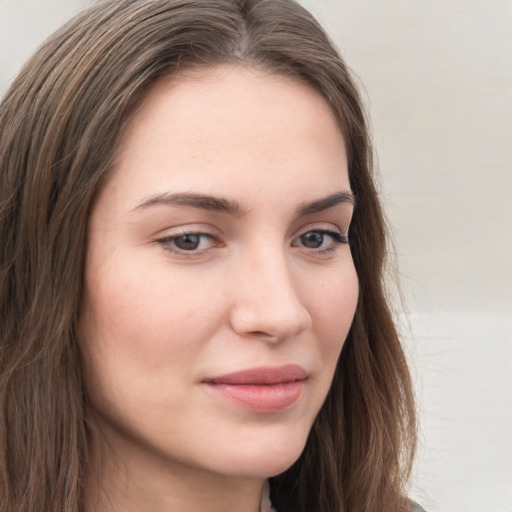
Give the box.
[156,230,218,244]
[294,228,348,243]
[153,223,220,238]
[156,225,345,238]
[154,224,347,240]
[152,209,349,234]
[293,222,347,238]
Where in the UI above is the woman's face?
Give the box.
[79,66,358,482]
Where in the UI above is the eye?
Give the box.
[156,232,218,254]
[294,229,348,251]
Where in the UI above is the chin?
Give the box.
[211,427,309,479]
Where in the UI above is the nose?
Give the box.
[229,250,312,342]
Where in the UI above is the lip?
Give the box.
[202,364,307,414]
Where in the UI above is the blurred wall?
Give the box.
[300,2,512,509]
[1,1,511,511]
[300,3,512,510]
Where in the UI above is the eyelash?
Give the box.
[155,228,348,257]
[156,232,220,255]
[295,229,349,252]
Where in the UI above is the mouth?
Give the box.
[202,364,307,413]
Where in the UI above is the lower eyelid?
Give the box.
[290,230,349,254]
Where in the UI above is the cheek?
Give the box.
[309,262,359,363]
[78,257,224,391]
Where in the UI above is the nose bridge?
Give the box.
[230,244,312,339]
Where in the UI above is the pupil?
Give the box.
[175,234,200,250]
[301,232,324,248]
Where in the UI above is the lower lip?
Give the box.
[205,380,305,413]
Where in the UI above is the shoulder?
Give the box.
[411,502,427,512]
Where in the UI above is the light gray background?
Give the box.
[1,1,510,511]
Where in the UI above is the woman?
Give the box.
[0,1,420,511]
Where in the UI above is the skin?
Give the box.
[79,65,359,512]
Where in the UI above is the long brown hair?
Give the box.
[0,1,416,511]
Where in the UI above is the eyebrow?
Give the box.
[132,192,247,216]
[132,190,355,216]
[297,190,356,216]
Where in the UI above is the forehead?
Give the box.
[104,65,348,207]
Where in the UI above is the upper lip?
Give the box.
[203,364,308,385]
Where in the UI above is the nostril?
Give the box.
[247,330,280,340]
